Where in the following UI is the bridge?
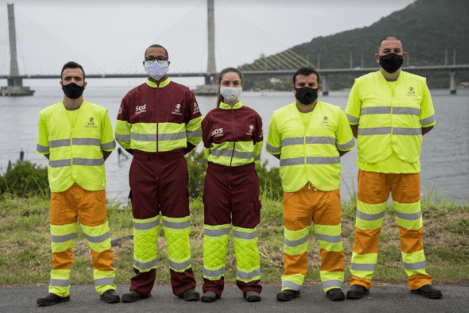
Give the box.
[1,1,468,96]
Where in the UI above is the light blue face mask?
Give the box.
[144,60,169,80]
[220,87,242,101]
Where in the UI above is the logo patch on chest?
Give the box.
[407,86,416,97]
[212,128,224,137]
[135,104,146,114]
[246,125,254,136]
[172,104,182,115]
[319,116,330,127]
[85,116,97,128]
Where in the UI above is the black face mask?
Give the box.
[379,53,404,73]
[62,82,85,99]
[295,87,318,105]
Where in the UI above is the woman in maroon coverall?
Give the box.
[200,68,264,303]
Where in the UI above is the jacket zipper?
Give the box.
[229,106,235,167]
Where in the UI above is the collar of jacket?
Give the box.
[146,77,170,88]
[219,101,243,110]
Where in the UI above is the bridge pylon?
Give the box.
[0,3,34,97]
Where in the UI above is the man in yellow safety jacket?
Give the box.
[36,61,119,306]
[267,67,355,302]
[345,36,442,300]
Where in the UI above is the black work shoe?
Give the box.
[245,291,261,302]
[326,288,345,301]
[181,288,200,301]
[346,285,369,300]
[411,285,443,299]
[121,290,148,303]
[37,293,70,306]
[276,289,300,302]
[100,289,120,303]
[201,291,217,303]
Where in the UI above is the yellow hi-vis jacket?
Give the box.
[266,101,354,192]
[36,101,116,192]
[345,71,436,166]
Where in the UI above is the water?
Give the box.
[1,81,468,203]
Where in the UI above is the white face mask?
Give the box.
[144,60,169,80]
[220,87,242,102]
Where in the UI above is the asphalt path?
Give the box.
[1,284,468,313]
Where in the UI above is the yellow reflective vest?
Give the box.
[36,101,116,192]
[345,71,436,165]
[267,101,354,192]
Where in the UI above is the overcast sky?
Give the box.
[0,0,416,76]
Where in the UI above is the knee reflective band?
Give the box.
[49,269,71,297]
[203,224,230,280]
[133,216,160,272]
[233,227,260,283]
[281,226,310,291]
[162,216,192,272]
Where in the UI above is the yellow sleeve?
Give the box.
[101,110,116,152]
[36,111,50,155]
[345,80,361,125]
[266,112,281,156]
[336,108,355,151]
[186,116,203,147]
[419,79,436,127]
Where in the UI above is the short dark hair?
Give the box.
[61,61,85,81]
[378,36,402,52]
[293,67,320,85]
[217,67,243,107]
[144,44,169,60]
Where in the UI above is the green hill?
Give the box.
[244,0,469,90]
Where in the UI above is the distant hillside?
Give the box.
[244,0,469,89]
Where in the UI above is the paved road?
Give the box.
[1,284,468,313]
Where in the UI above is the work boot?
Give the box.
[201,291,217,303]
[100,289,120,303]
[245,291,261,302]
[326,288,345,301]
[276,289,300,302]
[411,285,442,299]
[181,288,200,301]
[121,290,148,303]
[37,293,70,306]
[346,285,369,300]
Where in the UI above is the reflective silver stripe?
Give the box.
[101,140,116,150]
[266,143,281,154]
[168,259,192,270]
[282,137,304,146]
[306,157,340,164]
[403,260,426,270]
[211,149,232,157]
[131,133,155,142]
[315,234,341,243]
[361,107,391,115]
[94,277,115,287]
[393,127,421,135]
[254,155,261,161]
[72,138,100,146]
[358,127,392,135]
[282,281,301,291]
[337,138,355,150]
[233,151,253,159]
[186,130,202,137]
[204,267,225,277]
[305,136,335,145]
[36,144,49,153]
[115,134,131,141]
[133,258,157,270]
[162,220,191,229]
[51,233,76,243]
[237,268,260,280]
[50,278,70,287]
[395,211,422,220]
[356,210,385,221]
[284,235,309,247]
[85,232,111,244]
[350,263,376,271]
[49,159,71,168]
[204,228,230,237]
[321,280,343,289]
[134,218,160,231]
[346,113,359,124]
[233,230,257,240]
[49,139,70,148]
[73,158,104,166]
[280,157,304,166]
[159,132,186,141]
[420,115,436,126]
[393,107,420,116]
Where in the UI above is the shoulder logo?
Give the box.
[172,103,182,115]
[194,102,200,114]
[135,104,146,114]
[212,128,224,137]
[118,107,122,114]
[246,125,254,136]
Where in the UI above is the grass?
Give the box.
[0,192,468,287]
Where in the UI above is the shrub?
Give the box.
[0,161,49,198]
